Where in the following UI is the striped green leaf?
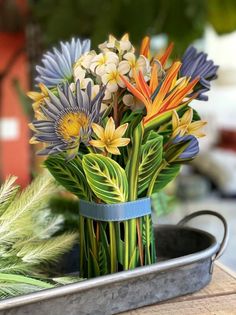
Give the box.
[153,163,181,192]
[45,155,91,200]
[138,133,163,195]
[82,154,128,204]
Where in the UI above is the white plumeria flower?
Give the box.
[74,51,96,70]
[73,65,86,81]
[70,77,93,92]
[102,63,127,93]
[119,52,150,78]
[99,34,134,54]
[119,33,133,52]
[90,52,119,76]
[123,94,144,110]
[72,65,94,89]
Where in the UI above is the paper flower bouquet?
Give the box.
[28,34,218,278]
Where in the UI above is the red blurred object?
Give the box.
[218,129,236,152]
[0,14,30,186]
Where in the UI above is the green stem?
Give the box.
[128,123,143,200]
[0,273,53,289]
[113,92,119,127]
[79,215,85,277]
[127,123,143,267]
[145,215,151,265]
[87,219,97,259]
[147,160,168,197]
[124,221,129,270]
[109,222,117,273]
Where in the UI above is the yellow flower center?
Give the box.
[57,112,89,141]
[105,138,112,146]
[108,70,119,82]
[98,54,107,66]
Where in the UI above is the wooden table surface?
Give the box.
[121,262,236,315]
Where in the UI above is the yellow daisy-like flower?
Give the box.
[90,117,130,155]
[27,83,49,119]
[172,108,207,138]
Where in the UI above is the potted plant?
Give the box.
[28,34,218,278]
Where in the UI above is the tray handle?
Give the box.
[178,210,229,260]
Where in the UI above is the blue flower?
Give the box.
[35,38,91,87]
[181,46,219,101]
[173,135,199,160]
[30,81,105,158]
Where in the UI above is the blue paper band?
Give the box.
[79,198,151,222]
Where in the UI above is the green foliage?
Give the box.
[138,133,163,195]
[49,197,80,233]
[98,242,108,276]
[30,0,206,54]
[0,173,78,298]
[82,153,128,203]
[153,163,181,193]
[151,191,176,217]
[126,123,143,201]
[45,154,91,200]
[208,0,236,34]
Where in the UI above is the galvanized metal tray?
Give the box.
[0,210,229,315]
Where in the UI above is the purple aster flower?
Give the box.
[180,46,219,101]
[173,135,199,160]
[35,38,91,87]
[31,81,105,158]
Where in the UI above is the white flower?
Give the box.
[99,34,134,54]
[74,51,96,70]
[91,84,111,103]
[119,33,133,52]
[123,94,144,110]
[119,52,150,78]
[90,52,119,76]
[102,63,127,93]
[72,65,93,89]
[73,65,86,81]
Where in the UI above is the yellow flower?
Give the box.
[172,108,207,138]
[90,52,118,76]
[27,83,49,119]
[102,64,127,92]
[90,117,130,155]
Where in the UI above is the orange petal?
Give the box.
[151,62,181,116]
[149,61,159,94]
[159,42,174,66]
[163,77,199,111]
[120,75,151,109]
[140,36,150,58]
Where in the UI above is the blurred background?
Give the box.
[0,0,236,270]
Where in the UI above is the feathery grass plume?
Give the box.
[0,171,56,243]
[0,173,78,298]
[0,176,19,214]
[17,233,78,265]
